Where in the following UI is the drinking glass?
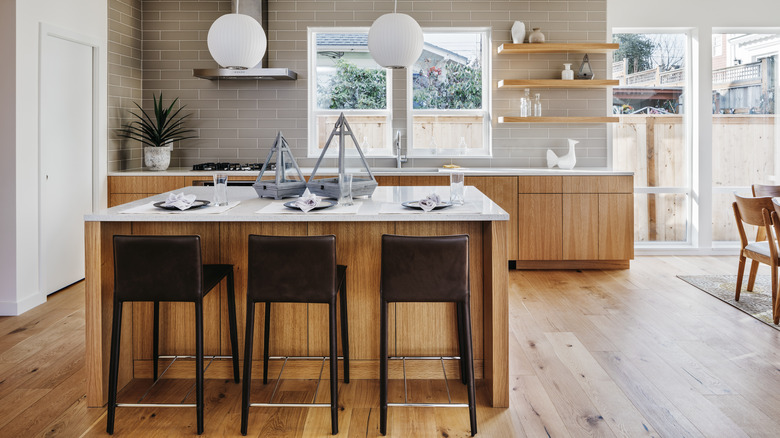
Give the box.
[213,173,228,206]
[450,171,464,205]
[338,174,353,206]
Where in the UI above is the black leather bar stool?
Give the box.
[106,235,240,435]
[242,235,349,436]
[379,234,477,436]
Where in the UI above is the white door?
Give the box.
[39,30,95,295]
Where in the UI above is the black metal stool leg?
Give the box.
[241,301,255,436]
[379,299,388,436]
[263,302,271,384]
[226,271,240,383]
[339,270,350,383]
[195,301,204,435]
[329,300,339,435]
[462,299,477,436]
[153,301,159,381]
[457,302,467,385]
[106,300,123,435]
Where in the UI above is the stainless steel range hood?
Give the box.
[193,68,297,80]
[193,0,297,81]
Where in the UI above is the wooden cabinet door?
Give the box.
[599,193,634,260]
[467,176,518,260]
[518,194,562,260]
[562,194,599,260]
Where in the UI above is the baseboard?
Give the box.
[513,260,631,270]
[0,292,47,316]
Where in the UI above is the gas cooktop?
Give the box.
[191,162,266,171]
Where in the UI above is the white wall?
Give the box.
[0,2,18,314]
[608,0,780,254]
[0,0,107,315]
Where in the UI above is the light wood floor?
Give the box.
[1,256,779,437]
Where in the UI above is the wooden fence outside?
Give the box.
[613,114,777,242]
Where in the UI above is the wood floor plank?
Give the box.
[509,375,571,438]
[545,332,658,437]
[591,351,704,438]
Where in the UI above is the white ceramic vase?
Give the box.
[144,142,173,171]
[511,21,525,44]
[529,28,545,44]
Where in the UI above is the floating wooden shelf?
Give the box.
[497,43,619,54]
[498,116,619,124]
[498,79,619,89]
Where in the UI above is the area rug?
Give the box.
[677,275,778,330]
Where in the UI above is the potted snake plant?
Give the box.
[118,93,196,171]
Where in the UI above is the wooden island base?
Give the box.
[85,218,508,409]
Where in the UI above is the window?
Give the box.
[308,28,392,157]
[612,32,691,244]
[406,29,491,157]
[711,33,779,243]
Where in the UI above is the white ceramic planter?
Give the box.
[144,142,173,171]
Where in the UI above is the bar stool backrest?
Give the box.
[247,235,337,303]
[381,234,469,302]
[113,235,203,302]
[752,184,780,197]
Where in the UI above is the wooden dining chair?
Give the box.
[752,184,780,197]
[733,194,779,322]
[768,199,780,324]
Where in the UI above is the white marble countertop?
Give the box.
[86,186,510,222]
[109,167,633,177]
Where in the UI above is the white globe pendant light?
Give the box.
[207,2,267,69]
[368,1,424,69]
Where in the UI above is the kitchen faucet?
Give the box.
[395,130,407,168]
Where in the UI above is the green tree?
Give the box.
[413,62,482,109]
[317,59,386,109]
[613,34,654,74]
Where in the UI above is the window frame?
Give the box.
[405,27,492,158]
[307,27,394,158]
[610,28,694,248]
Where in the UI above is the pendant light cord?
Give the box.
[394,0,397,13]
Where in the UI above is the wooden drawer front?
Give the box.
[398,175,449,186]
[518,176,562,193]
[562,175,633,193]
[562,194,599,260]
[599,194,634,260]
[108,176,185,194]
[518,194,562,260]
[182,175,257,187]
[375,175,399,186]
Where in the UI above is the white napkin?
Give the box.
[162,192,197,210]
[294,189,321,213]
[418,193,441,212]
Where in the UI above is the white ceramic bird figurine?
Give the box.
[547,139,579,169]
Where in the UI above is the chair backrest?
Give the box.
[381,234,469,303]
[113,235,203,302]
[734,193,774,227]
[247,235,337,303]
[752,184,780,197]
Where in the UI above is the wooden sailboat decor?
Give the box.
[307,113,378,198]
[253,131,307,199]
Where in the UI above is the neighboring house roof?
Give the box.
[316,33,470,65]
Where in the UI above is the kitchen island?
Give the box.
[84,186,509,409]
